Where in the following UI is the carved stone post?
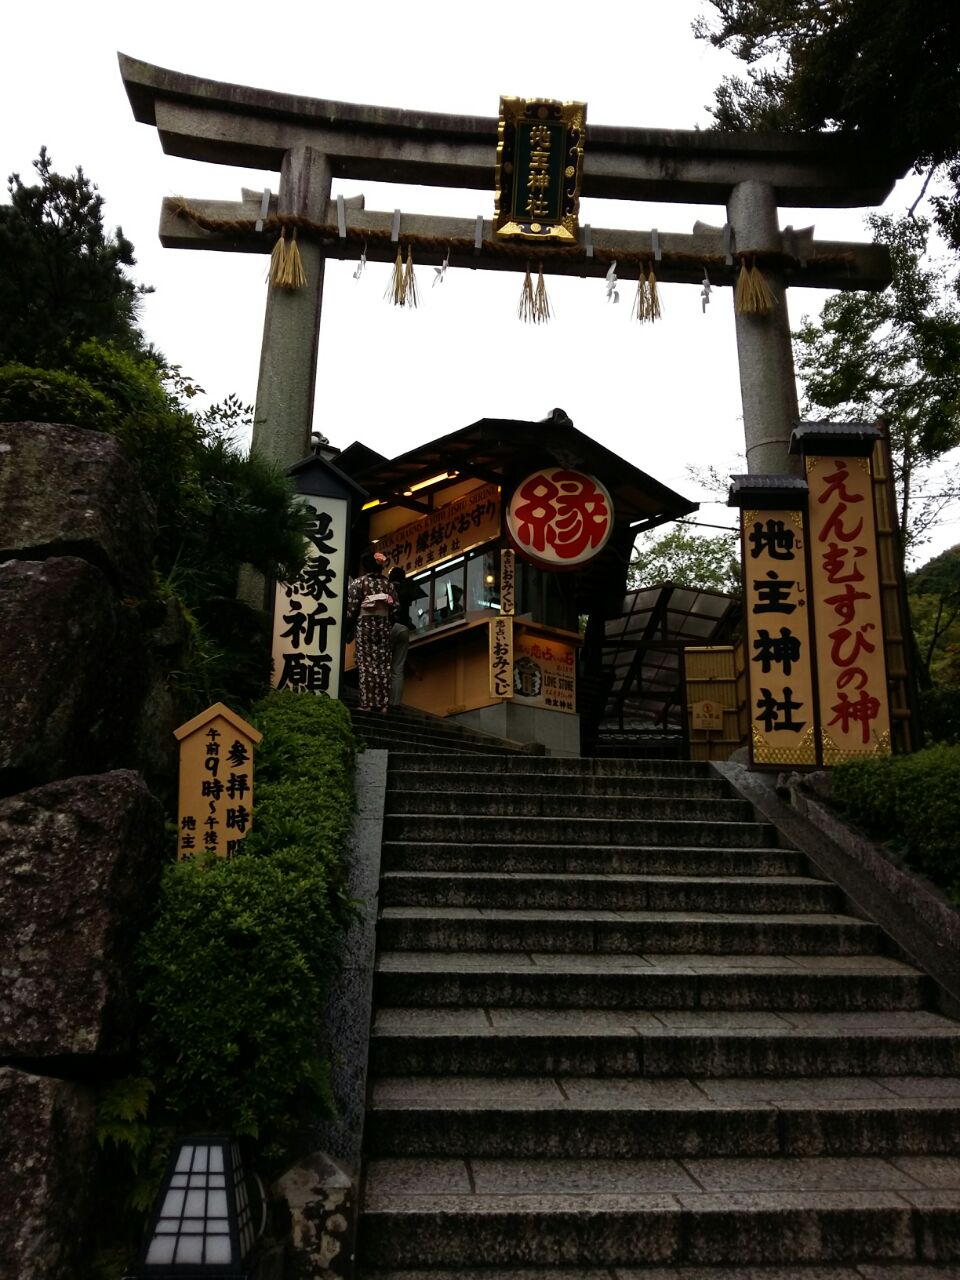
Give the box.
[252,146,331,467]
[727,180,803,477]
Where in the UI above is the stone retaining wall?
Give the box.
[0,421,170,1279]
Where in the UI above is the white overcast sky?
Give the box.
[4,0,956,561]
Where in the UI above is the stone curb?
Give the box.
[273,749,388,1280]
[714,761,960,1018]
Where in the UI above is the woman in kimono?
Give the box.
[346,551,397,713]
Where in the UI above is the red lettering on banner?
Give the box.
[827,689,882,745]
[829,623,876,668]
[512,470,610,561]
[821,541,867,584]
[824,582,872,625]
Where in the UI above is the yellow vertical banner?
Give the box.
[500,548,516,616]
[741,509,818,766]
[489,616,514,699]
[806,454,892,762]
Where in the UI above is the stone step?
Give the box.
[380,872,840,914]
[352,712,528,753]
[366,1075,960,1157]
[377,909,878,955]
[386,771,730,798]
[369,1008,960,1080]
[384,791,755,821]
[380,842,808,877]
[356,728,523,755]
[373,953,929,1012]
[361,1266,958,1280]
[383,814,780,848]
[359,1171,960,1266]
[386,753,713,777]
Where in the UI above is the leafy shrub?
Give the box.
[0,361,121,430]
[919,686,960,745]
[831,744,960,900]
[136,691,357,1162]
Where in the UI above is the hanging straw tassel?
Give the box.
[533,266,551,323]
[282,230,307,289]
[402,246,419,309]
[386,245,405,306]
[735,256,776,315]
[632,267,651,322]
[748,259,776,314]
[518,266,537,323]
[646,264,662,322]
[268,232,288,287]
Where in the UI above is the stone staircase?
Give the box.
[350,704,535,757]
[357,750,960,1276]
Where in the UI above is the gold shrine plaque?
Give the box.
[494,97,586,243]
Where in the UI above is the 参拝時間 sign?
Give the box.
[506,468,613,570]
[805,454,892,762]
[174,703,262,860]
[740,510,817,767]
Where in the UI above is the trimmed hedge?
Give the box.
[831,744,960,902]
[136,691,357,1159]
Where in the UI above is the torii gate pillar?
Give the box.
[727,180,802,478]
[252,146,331,466]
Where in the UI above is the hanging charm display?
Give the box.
[734,255,776,315]
[646,263,661,321]
[353,243,367,281]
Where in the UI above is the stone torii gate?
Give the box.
[119,54,905,477]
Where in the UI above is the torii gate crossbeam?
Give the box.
[119,54,907,475]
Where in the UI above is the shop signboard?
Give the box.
[513,631,576,714]
[741,508,818,767]
[375,483,500,577]
[805,454,892,762]
[506,468,613,570]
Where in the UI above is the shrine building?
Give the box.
[331,408,697,755]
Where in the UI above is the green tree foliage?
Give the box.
[0,148,149,363]
[908,543,960,686]
[629,524,741,595]
[793,215,960,548]
[0,152,312,709]
[695,0,960,259]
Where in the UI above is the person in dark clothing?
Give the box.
[388,566,414,708]
[346,551,397,712]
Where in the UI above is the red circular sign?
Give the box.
[506,468,614,569]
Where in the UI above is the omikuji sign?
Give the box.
[506,468,613,570]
